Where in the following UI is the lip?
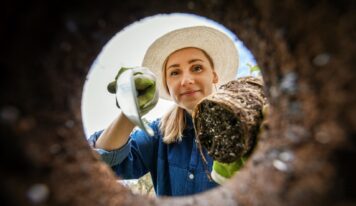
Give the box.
[180,90,200,96]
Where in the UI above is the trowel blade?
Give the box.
[115,69,154,136]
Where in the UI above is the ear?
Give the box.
[213,71,219,84]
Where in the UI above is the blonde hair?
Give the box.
[159,105,185,143]
[159,47,214,144]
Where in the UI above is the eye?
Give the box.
[169,70,179,77]
[192,65,203,72]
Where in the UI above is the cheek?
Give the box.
[166,79,176,96]
[204,85,213,95]
[203,77,215,94]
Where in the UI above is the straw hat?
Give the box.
[142,26,239,100]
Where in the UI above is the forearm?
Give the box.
[96,113,135,151]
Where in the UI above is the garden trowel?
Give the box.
[115,69,154,136]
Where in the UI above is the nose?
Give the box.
[181,72,194,86]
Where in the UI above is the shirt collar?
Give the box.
[184,111,194,130]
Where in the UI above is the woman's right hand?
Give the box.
[95,67,158,151]
[107,67,159,116]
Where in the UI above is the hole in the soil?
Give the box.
[81,13,260,197]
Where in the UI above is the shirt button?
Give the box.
[189,173,194,180]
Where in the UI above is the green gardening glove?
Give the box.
[107,67,159,116]
[211,157,246,185]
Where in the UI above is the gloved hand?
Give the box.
[107,67,159,116]
[211,104,270,184]
[211,157,246,185]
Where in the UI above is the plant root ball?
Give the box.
[193,76,267,163]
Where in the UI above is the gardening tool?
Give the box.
[115,69,154,136]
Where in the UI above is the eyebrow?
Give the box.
[167,59,204,70]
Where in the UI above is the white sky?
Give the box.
[81,13,256,137]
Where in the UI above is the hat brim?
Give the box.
[142,26,239,100]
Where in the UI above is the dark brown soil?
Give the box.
[194,77,267,163]
[1,1,355,206]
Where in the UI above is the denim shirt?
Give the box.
[88,114,218,197]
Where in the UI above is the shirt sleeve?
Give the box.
[87,119,160,179]
[87,130,132,166]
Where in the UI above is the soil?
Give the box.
[193,77,267,163]
[1,1,355,206]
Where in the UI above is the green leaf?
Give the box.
[250,65,260,73]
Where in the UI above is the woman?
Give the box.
[89,26,239,196]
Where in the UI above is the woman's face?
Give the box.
[165,48,218,113]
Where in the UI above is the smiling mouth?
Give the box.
[181,90,200,96]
